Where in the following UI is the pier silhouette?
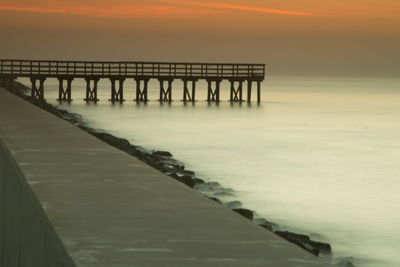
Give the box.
[0,59,265,103]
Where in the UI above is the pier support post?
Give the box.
[247,80,253,103]
[182,79,197,102]
[57,77,73,102]
[207,79,221,102]
[30,77,46,101]
[230,80,243,102]
[159,78,173,102]
[84,77,100,102]
[257,80,261,103]
[135,78,149,102]
[110,78,125,103]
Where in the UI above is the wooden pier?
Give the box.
[0,59,265,103]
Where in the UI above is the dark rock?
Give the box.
[212,191,234,197]
[255,218,275,231]
[152,150,173,157]
[193,178,205,185]
[274,231,331,256]
[208,196,222,204]
[259,223,273,231]
[308,240,332,254]
[158,160,185,172]
[225,201,242,209]
[275,231,310,242]
[160,164,179,173]
[335,258,357,267]
[174,175,195,188]
[194,181,222,192]
[275,231,318,256]
[181,170,195,176]
[233,208,254,220]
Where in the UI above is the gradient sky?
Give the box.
[0,0,399,76]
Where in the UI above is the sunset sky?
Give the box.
[0,0,399,76]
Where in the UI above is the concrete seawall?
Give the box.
[0,87,327,266]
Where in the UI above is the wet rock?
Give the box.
[308,240,332,254]
[152,150,173,157]
[193,178,205,185]
[254,218,275,231]
[335,258,357,267]
[212,191,234,197]
[275,231,319,256]
[195,181,221,191]
[274,231,331,256]
[168,173,195,188]
[158,160,185,172]
[208,196,223,204]
[195,182,232,194]
[225,201,242,209]
[175,175,195,188]
[181,170,195,176]
[233,208,254,220]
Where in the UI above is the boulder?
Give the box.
[233,208,254,220]
[193,178,205,185]
[152,150,173,157]
[176,176,195,188]
[225,201,242,209]
[208,196,223,205]
[274,231,332,256]
[254,218,275,232]
[335,258,357,267]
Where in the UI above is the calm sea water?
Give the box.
[20,76,400,266]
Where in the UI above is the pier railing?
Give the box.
[0,59,265,80]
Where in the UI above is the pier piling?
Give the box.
[84,78,99,102]
[159,78,173,102]
[30,77,45,101]
[230,80,244,102]
[135,78,149,102]
[57,77,73,102]
[110,78,125,103]
[247,80,252,103]
[207,79,221,102]
[182,79,197,102]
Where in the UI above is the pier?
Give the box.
[0,59,265,103]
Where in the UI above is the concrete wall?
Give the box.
[0,140,75,267]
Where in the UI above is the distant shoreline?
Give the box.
[1,81,337,263]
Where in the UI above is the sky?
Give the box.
[0,0,399,77]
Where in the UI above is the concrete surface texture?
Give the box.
[0,87,327,266]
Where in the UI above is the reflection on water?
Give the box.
[20,76,400,266]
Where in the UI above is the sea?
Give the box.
[18,76,400,266]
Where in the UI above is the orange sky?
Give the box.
[0,0,399,76]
